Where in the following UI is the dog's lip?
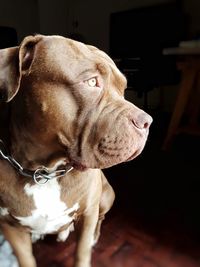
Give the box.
[126,150,139,161]
[71,161,88,171]
[125,131,149,162]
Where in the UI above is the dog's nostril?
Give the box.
[143,122,149,129]
[132,112,153,129]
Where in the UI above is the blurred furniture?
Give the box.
[110,2,186,109]
[162,47,200,150]
[0,26,18,48]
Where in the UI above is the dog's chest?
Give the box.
[15,179,79,238]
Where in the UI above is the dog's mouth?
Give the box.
[71,161,88,171]
[70,146,143,171]
[125,149,140,161]
[68,128,148,170]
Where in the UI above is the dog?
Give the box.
[0,34,152,267]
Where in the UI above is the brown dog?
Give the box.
[0,35,152,267]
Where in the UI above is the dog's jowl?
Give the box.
[0,34,152,267]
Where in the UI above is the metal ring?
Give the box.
[33,166,49,185]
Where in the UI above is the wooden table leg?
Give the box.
[187,73,200,127]
[162,67,197,150]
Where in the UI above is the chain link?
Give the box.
[0,139,73,185]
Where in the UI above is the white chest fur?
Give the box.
[15,179,79,239]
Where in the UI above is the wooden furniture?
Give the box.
[162,47,200,150]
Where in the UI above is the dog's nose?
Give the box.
[132,112,153,130]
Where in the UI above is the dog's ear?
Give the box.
[0,35,41,102]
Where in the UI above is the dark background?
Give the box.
[1,0,200,111]
[0,0,200,266]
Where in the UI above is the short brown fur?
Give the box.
[0,35,152,267]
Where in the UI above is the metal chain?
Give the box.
[0,139,73,185]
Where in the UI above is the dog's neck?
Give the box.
[0,103,12,147]
[2,103,69,171]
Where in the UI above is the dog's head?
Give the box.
[0,35,152,169]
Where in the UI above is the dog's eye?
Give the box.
[87,77,98,87]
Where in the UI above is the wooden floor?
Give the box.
[33,206,200,267]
